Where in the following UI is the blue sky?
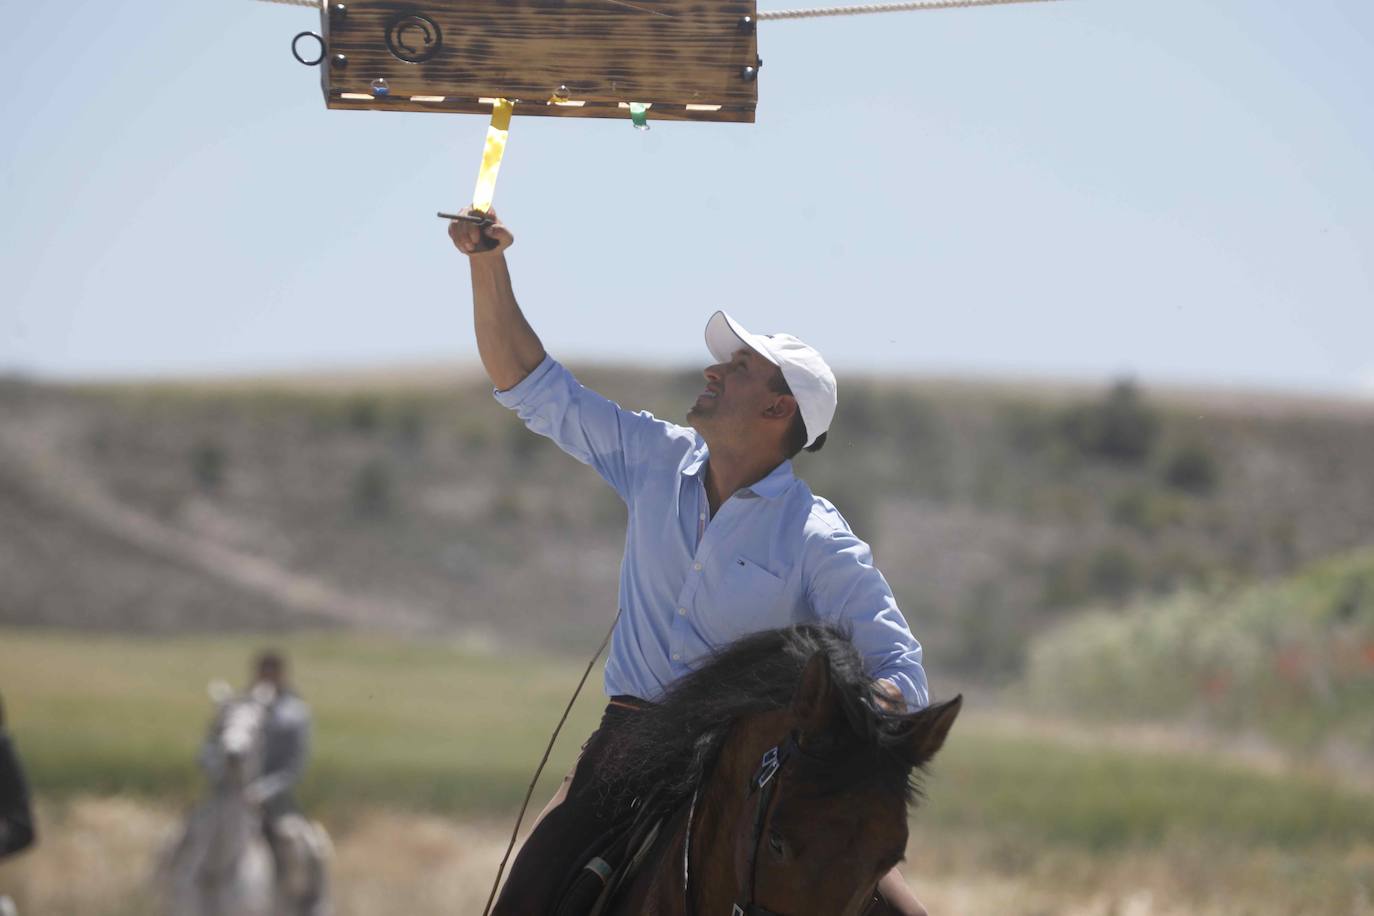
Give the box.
[2,0,1371,394]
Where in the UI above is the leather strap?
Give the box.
[732,733,800,916]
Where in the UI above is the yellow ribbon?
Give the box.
[471,99,514,213]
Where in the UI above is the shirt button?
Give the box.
[699,513,706,521]
[693,562,702,571]
[672,653,681,661]
[678,607,687,616]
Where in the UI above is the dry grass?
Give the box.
[0,797,167,916]
[0,798,516,916]
[3,797,1372,916]
[908,825,1374,916]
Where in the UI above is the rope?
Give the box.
[253,0,1067,15]
[758,0,1065,21]
[480,609,622,916]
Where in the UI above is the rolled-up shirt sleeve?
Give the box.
[494,356,667,502]
[803,530,929,710]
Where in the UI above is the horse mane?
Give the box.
[596,625,925,811]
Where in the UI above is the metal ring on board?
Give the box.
[385,14,442,63]
[292,31,326,66]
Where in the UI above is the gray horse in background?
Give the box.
[158,683,331,916]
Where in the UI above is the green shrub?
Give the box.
[952,582,1025,677]
[1164,443,1220,495]
[190,440,227,493]
[351,460,393,517]
[1089,546,1141,602]
[393,406,427,450]
[505,423,542,467]
[456,418,491,452]
[1060,379,1160,464]
[1038,545,1145,610]
[837,384,883,443]
[487,490,524,524]
[347,397,380,433]
[1110,487,1162,533]
[1039,557,1090,611]
[1001,401,1057,454]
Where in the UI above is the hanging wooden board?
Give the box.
[318,0,760,123]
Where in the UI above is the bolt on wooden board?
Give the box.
[309,0,761,124]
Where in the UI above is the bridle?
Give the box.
[684,730,808,916]
[733,731,802,916]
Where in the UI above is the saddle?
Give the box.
[552,792,679,916]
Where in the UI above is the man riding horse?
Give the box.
[450,212,932,916]
[200,652,313,890]
[165,650,327,916]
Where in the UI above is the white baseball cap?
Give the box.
[704,310,837,448]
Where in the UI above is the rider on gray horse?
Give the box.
[201,651,312,879]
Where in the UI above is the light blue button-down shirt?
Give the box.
[495,356,929,710]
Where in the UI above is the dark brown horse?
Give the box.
[593,625,960,916]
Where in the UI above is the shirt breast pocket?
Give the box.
[705,556,789,644]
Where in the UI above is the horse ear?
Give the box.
[902,695,962,768]
[791,652,840,737]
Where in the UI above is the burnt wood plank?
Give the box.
[317,0,758,121]
[325,95,755,121]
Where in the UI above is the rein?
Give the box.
[481,608,622,916]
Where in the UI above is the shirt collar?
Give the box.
[746,459,796,499]
[680,444,796,500]
[681,442,709,479]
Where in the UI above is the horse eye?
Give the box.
[767,830,786,857]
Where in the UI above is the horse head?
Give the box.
[734,650,961,914]
[205,685,270,793]
[598,625,960,916]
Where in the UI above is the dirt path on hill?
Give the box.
[0,412,436,631]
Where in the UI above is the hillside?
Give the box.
[2,368,1372,677]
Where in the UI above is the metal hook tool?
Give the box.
[437,211,494,226]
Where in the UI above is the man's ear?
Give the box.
[763,393,797,420]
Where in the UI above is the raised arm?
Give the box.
[448,209,547,391]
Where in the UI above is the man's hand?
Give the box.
[448,207,514,257]
[873,678,905,714]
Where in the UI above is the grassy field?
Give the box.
[0,628,609,813]
[3,628,1374,913]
